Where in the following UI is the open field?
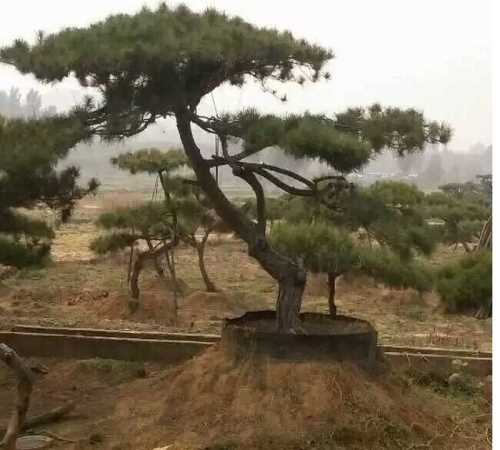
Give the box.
[0,192,492,449]
[0,192,492,351]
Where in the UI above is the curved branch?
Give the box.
[209,157,316,192]
[234,167,267,235]
[313,175,347,184]
[217,136,266,233]
[253,168,314,196]
[175,110,255,242]
[243,162,315,189]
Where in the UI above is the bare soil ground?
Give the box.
[0,196,491,349]
[0,348,491,450]
[0,192,492,449]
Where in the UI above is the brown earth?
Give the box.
[0,192,493,450]
[0,245,490,349]
[0,346,491,450]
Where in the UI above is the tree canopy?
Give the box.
[93,147,227,295]
[0,114,97,267]
[424,179,491,252]
[436,249,491,318]
[1,3,452,331]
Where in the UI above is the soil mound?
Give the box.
[95,279,177,325]
[106,345,487,450]
[179,290,247,324]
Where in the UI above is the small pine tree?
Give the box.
[436,249,491,318]
[424,180,490,252]
[92,148,227,304]
[91,202,179,312]
[270,221,432,316]
[0,114,98,268]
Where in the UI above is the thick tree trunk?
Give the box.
[0,344,34,450]
[176,111,306,332]
[276,272,306,333]
[327,273,337,317]
[197,242,217,292]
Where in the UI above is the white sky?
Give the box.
[0,0,492,150]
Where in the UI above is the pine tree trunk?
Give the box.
[163,249,179,294]
[197,241,217,292]
[327,273,337,317]
[163,245,178,315]
[176,110,306,333]
[128,251,143,313]
[276,273,306,333]
[146,239,165,278]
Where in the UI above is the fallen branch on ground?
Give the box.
[0,402,76,437]
[28,430,78,444]
[0,343,34,450]
[22,402,76,431]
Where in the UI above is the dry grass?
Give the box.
[0,347,489,450]
[0,192,492,449]
[0,191,492,350]
[1,260,491,351]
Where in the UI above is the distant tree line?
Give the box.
[0,87,57,119]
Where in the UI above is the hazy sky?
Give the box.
[0,0,492,150]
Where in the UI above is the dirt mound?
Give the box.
[182,290,231,310]
[96,292,176,325]
[105,345,488,450]
[94,278,177,325]
[178,290,247,325]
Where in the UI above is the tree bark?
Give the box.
[146,239,165,278]
[128,251,144,313]
[276,272,306,333]
[0,344,34,450]
[126,244,134,284]
[128,239,179,314]
[327,273,337,317]
[478,215,492,250]
[175,110,306,332]
[163,245,178,315]
[163,249,179,293]
[196,232,217,292]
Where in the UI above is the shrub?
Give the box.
[436,250,491,316]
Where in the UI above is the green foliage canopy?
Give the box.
[436,250,491,316]
[1,3,450,171]
[0,114,98,267]
[424,180,491,249]
[270,221,432,293]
